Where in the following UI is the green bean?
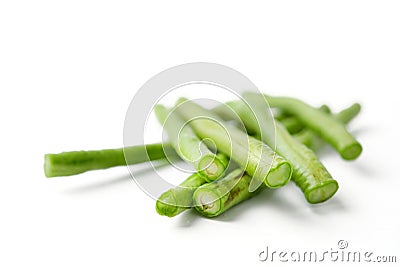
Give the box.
[44,143,175,178]
[193,169,262,217]
[279,105,331,134]
[156,173,207,217]
[294,103,362,151]
[261,94,362,160]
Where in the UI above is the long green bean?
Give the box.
[44,143,174,177]
[294,103,361,151]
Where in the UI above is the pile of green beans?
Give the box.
[44,93,362,218]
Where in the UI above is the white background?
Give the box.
[1,1,399,266]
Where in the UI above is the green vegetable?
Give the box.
[278,116,305,134]
[44,143,175,178]
[156,173,207,217]
[221,94,338,204]
[193,169,262,217]
[335,103,362,124]
[294,103,361,151]
[279,105,331,134]
[262,94,362,160]
[175,98,292,191]
[154,104,228,181]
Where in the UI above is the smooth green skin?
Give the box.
[44,143,174,177]
[175,98,292,190]
[294,103,361,151]
[215,101,360,151]
[223,94,338,204]
[215,103,331,135]
[193,169,262,217]
[154,105,227,181]
[156,173,207,217]
[293,130,319,150]
[279,105,331,134]
[261,94,362,160]
[335,103,361,124]
[279,117,305,134]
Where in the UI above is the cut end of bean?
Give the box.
[156,191,180,217]
[305,180,339,204]
[44,154,53,178]
[264,162,293,188]
[197,154,227,182]
[341,142,363,160]
[193,189,222,218]
[44,154,69,178]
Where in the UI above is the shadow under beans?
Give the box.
[174,190,280,226]
[176,182,348,225]
[64,172,133,194]
[314,144,337,158]
[208,190,275,222]
[258,188,307,214]
[176,209,201,227]
[347,160,378,179]
[206,186,308,223]
[309,197,346,215]
[64,160,170,195]
[350,125,374,138]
